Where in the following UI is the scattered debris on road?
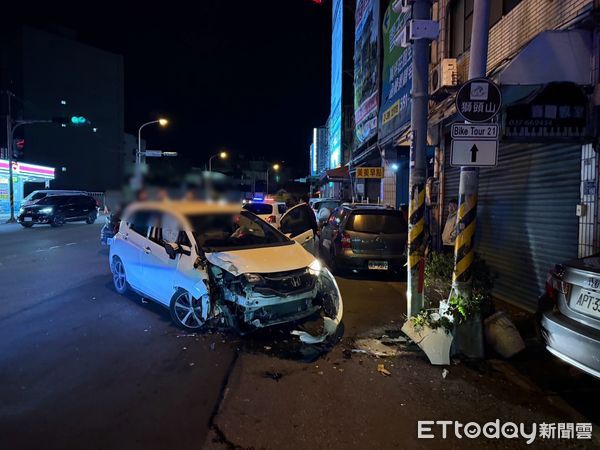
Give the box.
[263,371,283,381]
[377,363,391,376]
[442,368,449,379]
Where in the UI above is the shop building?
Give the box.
[428,0,599,310]
[0,159,55,215]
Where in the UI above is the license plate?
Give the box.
[571,289,600,319]
[368,260,388,270]
[23,217,32,222]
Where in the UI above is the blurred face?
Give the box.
[448,202,457,214]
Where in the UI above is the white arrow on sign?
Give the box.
[450,139,498,167]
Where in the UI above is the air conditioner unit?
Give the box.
[429,58,457,96]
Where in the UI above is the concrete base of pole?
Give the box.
[5,217,17,224]
[452,313,485,359]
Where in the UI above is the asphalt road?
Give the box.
[0,219,406,450]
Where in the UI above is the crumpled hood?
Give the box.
[205,243,315,276]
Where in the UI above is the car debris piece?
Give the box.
[442,368,449,379]
[377,363,391,376]
[353,338,399,358]
[263,371,283,381]
[484,311,525,358]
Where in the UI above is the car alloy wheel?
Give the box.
[112,257,128,294]
[170,289,205,330]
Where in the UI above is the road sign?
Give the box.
[455,78,502,123]
[143,150,163,157]
[450,140,498,167]
[451,123,498,139]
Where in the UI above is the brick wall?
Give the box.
[437,0,593,82]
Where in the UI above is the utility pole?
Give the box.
[407,0,434,317]
[451,0,491,357]
[5,91,16,223]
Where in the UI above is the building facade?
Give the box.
[0,26,125,193]
[429,0,599,310]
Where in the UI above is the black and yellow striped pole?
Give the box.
[452,175,478,293]
[407,182,426,316]
[449,0,490,358]
[406,0,432,317]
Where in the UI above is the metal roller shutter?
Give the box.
[444,142,581,310]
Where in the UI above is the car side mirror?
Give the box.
[164,242,180,260]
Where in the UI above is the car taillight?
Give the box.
[267,215,276,223]
[340,231,352,248]
[545,264,569,303]
[95,199,100,208]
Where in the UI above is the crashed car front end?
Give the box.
[206,254,343,342]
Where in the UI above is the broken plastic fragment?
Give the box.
[291,267,343,344]
[377,363,391,376]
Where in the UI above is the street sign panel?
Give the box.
[356,167,384,178]
[451,123,498,139]
[143,150,163,157]
[450,140,498,167]
[455,78,502,123]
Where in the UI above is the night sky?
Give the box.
[11,0,331,176]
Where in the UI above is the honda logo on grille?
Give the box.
[290,276,302,287]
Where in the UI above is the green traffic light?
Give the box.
[70,116,87,125]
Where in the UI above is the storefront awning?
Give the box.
[322,166,350,182]
[493,29,593,86]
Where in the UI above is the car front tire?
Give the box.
[169,288,206,330]
[111,256,129,295]
[86,212,97,224]
[50,214,65,227]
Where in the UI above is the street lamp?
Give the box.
[266,163,281,195]
[208,151,228,172]
[134,118,168,188]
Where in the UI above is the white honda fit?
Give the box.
[109,201,342,340]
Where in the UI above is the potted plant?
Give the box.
[402,309,454,365]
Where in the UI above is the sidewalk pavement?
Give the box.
[203,278,598,450]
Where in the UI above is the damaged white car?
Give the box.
[109,201,343,343]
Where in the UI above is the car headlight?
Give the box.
[40,207,53,214]
[244,273,264,284]
[308,258,322,275]
[18,208,24,215]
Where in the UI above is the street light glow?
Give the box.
[158,118,169,126]
[273,163,280,171]
[219,151,228,159]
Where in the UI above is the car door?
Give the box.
[62,196,79,219]
[279,203,318,255]
[76,196,94,218]
[121,210,152,292]
[141,212,188,305]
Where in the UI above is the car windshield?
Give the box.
[345,211,406,234]
[24,192,46,202]
[243,203,274,215]
[315,201,339,211]
[187,211,290,251]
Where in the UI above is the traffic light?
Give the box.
[13,138,24,160]
[52,116,90,127]
[70,116,89,126]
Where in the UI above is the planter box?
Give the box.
[402,319,453,365]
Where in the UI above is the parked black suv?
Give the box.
[18,193,99,228]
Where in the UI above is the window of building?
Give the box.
[448,0,523,58]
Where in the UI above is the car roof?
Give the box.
[126,201,242,217]
[342,203,396,211]
[31,190,88,195]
